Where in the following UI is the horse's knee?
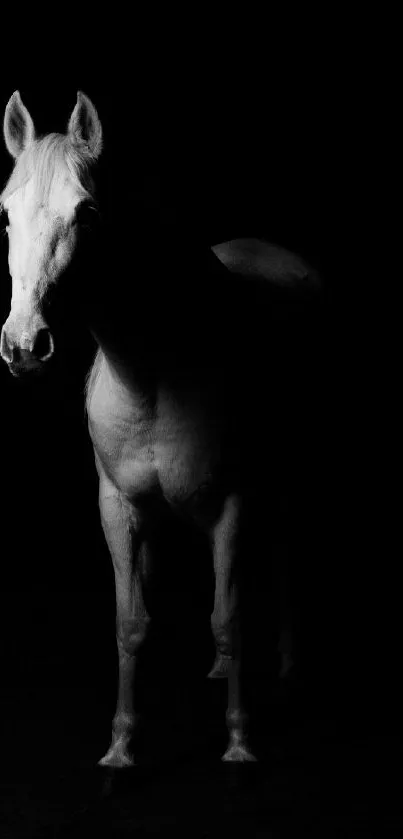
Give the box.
[117,616,150,657]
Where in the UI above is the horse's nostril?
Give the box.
[32,328,54,361]
[0,328,13,363]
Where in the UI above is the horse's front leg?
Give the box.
[271,540,295,680]
[97,468,150,768]
[208,493,257,762]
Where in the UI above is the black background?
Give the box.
[0,40,395,826]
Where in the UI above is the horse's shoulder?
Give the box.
[85,348,104,416]
[211,238,321,294]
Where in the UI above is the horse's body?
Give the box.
[0,92,321,766]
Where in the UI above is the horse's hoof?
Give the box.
[98,745,135,769]
[207,653,232,679]
[221,743,257,762]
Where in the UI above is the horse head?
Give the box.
[0,90,102,376]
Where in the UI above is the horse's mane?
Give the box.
[0,134,94,212]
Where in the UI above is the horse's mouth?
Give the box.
[7,359,49,379]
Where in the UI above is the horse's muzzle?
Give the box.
[0,325,55,375]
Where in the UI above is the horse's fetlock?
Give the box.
[226,708,247,730]
[112,710,136,736]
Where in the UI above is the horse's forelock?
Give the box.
[0,133,93,209]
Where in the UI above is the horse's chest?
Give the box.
[88,394,221,506]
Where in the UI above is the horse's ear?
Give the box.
[67,91,102,161]
[3,91,35,159]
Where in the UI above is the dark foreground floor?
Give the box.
[0,647,400,839]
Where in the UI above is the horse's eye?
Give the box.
[75,203,97,229]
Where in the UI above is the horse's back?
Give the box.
[211,238,321,295]
[207,237,323,418]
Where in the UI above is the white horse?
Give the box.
[0,91,320,766]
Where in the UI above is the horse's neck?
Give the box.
[86,228,217,391]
